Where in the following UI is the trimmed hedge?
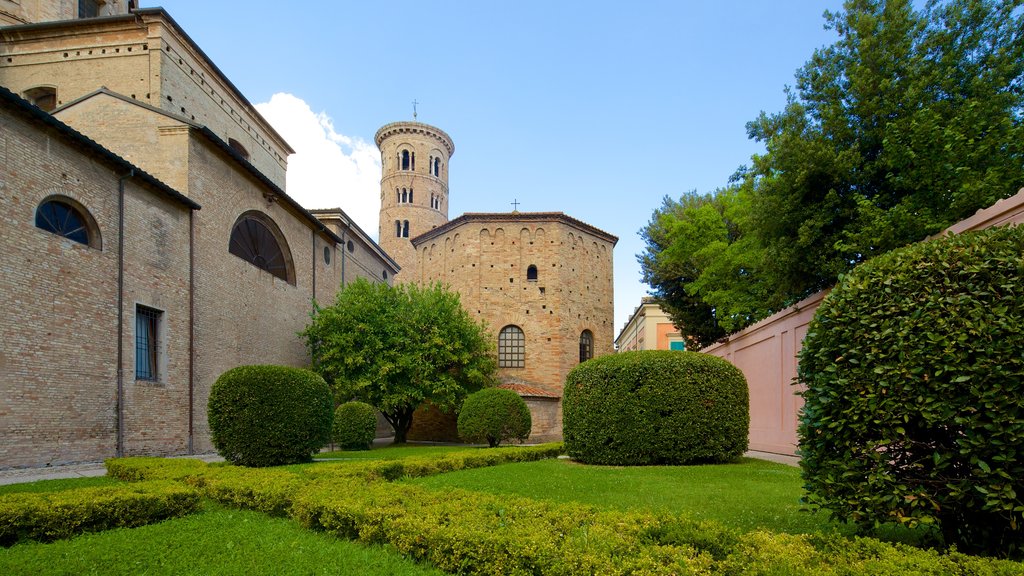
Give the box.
[208,365,334,467]
[798,226,1024,557]
[0,481,200,546]
[99,450,1024,574]
[457,388,532,447]
[563,350,749,465]
[332,401,377,450]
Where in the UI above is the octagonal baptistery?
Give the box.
[413,212,618,441]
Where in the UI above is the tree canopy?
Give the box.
[641,0,1024,346]
[303,278,496,443]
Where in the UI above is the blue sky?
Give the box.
[156,1,847,335]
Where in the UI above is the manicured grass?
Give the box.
[0,504,444,576]
[317,443,479,460]
[0,476,118,495]
[411,457,845,535]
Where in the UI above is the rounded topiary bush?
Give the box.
[332,401,377,450]
[458,388,532,447]
[563,350,749,465]
[208,365,333,467]
[798,226,1024,557]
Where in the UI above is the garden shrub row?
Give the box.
[103,448,1024,574]
[0,480,200,546]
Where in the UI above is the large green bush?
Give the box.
[563,350,749,465]
[457,388,531,447]
[798,226,1024,557]
[208,365,333,467]
[332,401,377,450]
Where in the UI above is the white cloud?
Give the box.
[255,93,380,240]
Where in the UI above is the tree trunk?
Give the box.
[385,407,415,444]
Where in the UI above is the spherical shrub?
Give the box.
[457,388,532,447]
[798,226,1024,557]
[563,350,749,465]
[208,365,333,467]
[332,401,377,450]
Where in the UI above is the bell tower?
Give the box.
[375,121,454,283]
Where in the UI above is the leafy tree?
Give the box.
[641,0,1024,343]
[303,279,496,443]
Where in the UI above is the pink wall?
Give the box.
[703,189,1024,455]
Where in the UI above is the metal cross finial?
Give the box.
[511,199,520,211]
[412,99,418,120]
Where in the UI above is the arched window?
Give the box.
[396,188,401,203]
[35,197,100,248]
[401,189,407,203]
[395,220,402,237]
[402,220,410,238]
[409,189,414,203]
[228,212,294,284]
[579,330,594,363]
[228,138,250,161]
[527,265,538,281]
[498,325,525,368]
[23,86,57,112]
[433,157,441,177]
[401,150,410,170]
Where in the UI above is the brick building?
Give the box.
[0,3,398,468]
[376,122,617,442]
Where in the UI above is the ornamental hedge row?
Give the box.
[0,481,200,546]
[563,350,749,465]
[102,448,1024,574]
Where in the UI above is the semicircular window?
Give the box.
[35,199,92,246]
[228,214,293,283]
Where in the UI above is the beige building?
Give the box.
[0,3,397,468]
[615,297,686,352]
[376,122,618,442]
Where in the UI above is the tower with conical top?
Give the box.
[376,121,454,283]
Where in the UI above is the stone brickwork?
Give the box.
[0,9,293,189]
[0,87,196,467]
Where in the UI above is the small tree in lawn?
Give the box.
[303,278,496,443]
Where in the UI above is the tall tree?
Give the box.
[641,0,1024,344]
[303,279,496,443]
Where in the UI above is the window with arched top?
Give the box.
[433,157,441,177]
[402,220,410,238]
[395,220,402,237]
[527,265,538,281]
[401,149,412,170]
[409,189,414,203]
[228,138,250,161]
[401,189,407,203]
[228,212,295,284]
[35,196,101,248]
[498,325,525,368]
[579,330,594,363]
[23,86,57,112]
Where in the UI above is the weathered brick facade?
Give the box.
[377,122,617,442]
[0,5,399,468]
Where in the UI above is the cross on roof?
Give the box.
[412,99,418,120]
[511,199,521,211]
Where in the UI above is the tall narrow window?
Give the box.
[433,157,441,177]
[395,220,402,237]
[228,212,294,284]
[401,189,407,203]
[579,330,594,363]
[135,305,161,381]
[402,220,410,238]
[409,189,414,203]
[498,325,525,368]
[401,150,410,170]
[527,265,538,281]
[35,197,98,247]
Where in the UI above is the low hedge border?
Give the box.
[0,480,200,546]
[102,445,1024,574]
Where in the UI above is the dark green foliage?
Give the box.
[798,226,1024,557]
[641,0,1024,343]
[0,481,199,545]
[207,365,333,467]
[456,388,532,447]
[303,279,497,443]
[563,351,749,465]
[332,401,377,450]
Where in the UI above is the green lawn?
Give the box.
[0,504,444,576]
[411,456,841,535]
[0,476,118,495]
